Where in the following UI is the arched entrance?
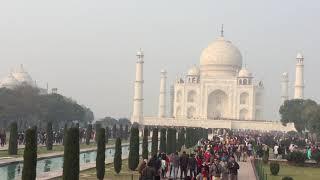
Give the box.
[207,90,228,119]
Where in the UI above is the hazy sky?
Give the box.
[0,0,319,120]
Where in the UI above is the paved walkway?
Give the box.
[238,161,256,180]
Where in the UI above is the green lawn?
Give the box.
[0,139,125,158]
[262,164,320,180]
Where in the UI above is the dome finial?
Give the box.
[220,24,224,37]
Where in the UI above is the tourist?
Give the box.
[138,159,147,179]
[227,156,239,180]
[188,153,197,178]
[169,152,179,179]
[180,151,189,179]
[221,161,229,180]
[141,161,156,180]
[209,158,222,180]
[273,143,279,159]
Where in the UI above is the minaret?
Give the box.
[169,85,175,117]
[281,72,289,103]
[294,52,304,99]
[158,69,167,118]
[131,49,144,124]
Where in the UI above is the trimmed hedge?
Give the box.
[114,137,122,174]
[128,124,139,170]
[22,127,37,180]
[86,124,92,145]
[96,128,106,180]
[63,127,80,180]
[8,122,18,155]
[142,126,149,159]
[151,128,158,156]
[46,122,53,150]
[159,128,167,153]
[286,151,306,165]
[269,162,280,175]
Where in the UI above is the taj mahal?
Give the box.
[131,27,302,131]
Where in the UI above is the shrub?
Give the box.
[128,123,139,170]
[262,148,269,164]
[105,126,110,144]
[46,122,53,150]
[166,128,176,154]
[312,151,320,163]
[22,127,37,180]
[282,176,294,180]
[142,126,149,159]
[159,128,167,153]
[63,127,80,180]
[112,124,117,138]
[85,124,92,145]
[151,128,158,156]
[8,122,18,155]
[286,151,306,165]
[269,162,280,175]
[96,128,105,180]
[114,137,122,174]
[177,128,185,151]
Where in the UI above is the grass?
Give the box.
[0,139,127,158]
[52,159,140,180]
[261,163,320,180]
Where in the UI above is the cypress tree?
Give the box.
[124,124,129,140]
[85,124,92,145]
[159,128,167,153]
[185,127,193,148]
[8,122,18,155]
[95,123,101,142]
[63,127,80,180]
[63,123,68,147]
[96,128,106,180]
[119,124,123,139]
[114,137,122,174]
[151,128,159,156]
[105,126,109,144]
[112,124,117,138]
[142,126,149,159]
[46,122,53,150]
[177,128,186,151]
[166,128,176,154]
[22,127,37,180]
[128,124,139,171]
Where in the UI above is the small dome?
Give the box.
[238,67,252,77]
[282,72,288,77]
[187,65,200,76]
[11,65,33,85]
[0,73,19,89]
[296,52,303,59]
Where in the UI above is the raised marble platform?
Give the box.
[143,117,296,132]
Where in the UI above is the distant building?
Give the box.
[0,64,48,94]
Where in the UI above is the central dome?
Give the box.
[200,37,242,78]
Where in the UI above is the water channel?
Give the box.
[0,142,151,180]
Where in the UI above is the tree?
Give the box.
[96,128,106,180]
[63,123,68,146]
[166,128,176,154]
[86,124,93,145]
[112,124,117,138]
[22,127,37,180]
[114,137,122,174]
[124,124,129,140]
[151,128,159,156]
[185,127,195,148]
[95,123,102,142]
[177,128,185,151]
[142,126,149,159]
[105,126,110,144]
[128,123,139,170]
[8,122,18,155]
[119,124,123,139]
[46,121,53,150]
[159,128,167,153]
[63,127,80,180]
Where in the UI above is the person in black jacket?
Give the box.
[179,151,189,179]
[188,153,197,178]
[227,156,240,180]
